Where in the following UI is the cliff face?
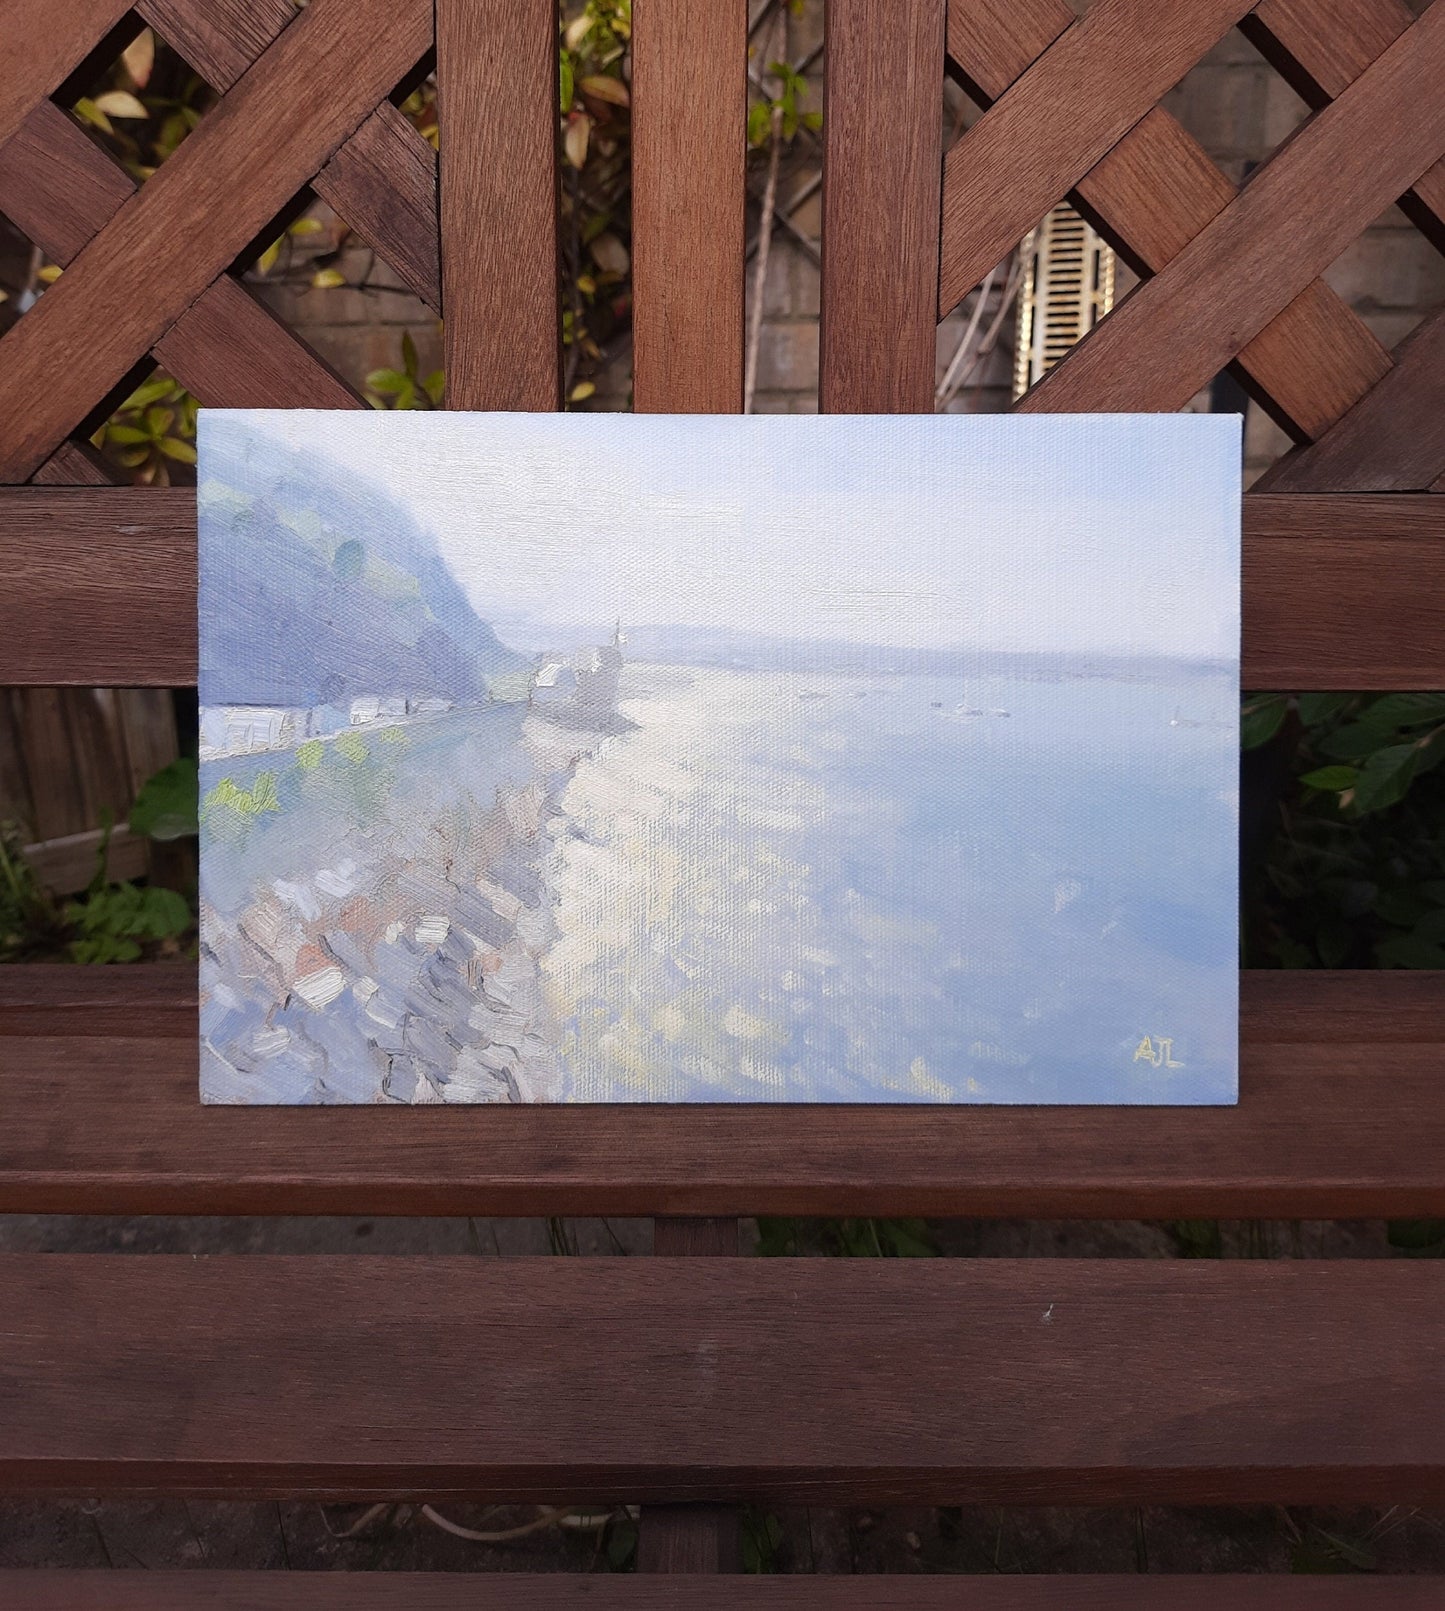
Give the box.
[199,428,526,709]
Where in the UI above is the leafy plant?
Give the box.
[366,331,444,411]
[129,757,200,840]
[91,372,197,485]
[1244,692,1445,968]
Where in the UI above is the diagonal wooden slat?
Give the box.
[3,1577,1442,1610]
[1258,306,1445,491]
[945,0,1391,441]
[1021,4,1445,416]
[314,100,441,313]
[1244,0,1445,248]
[154,274,361,410]
[134,0,297,92]
[1,965,1444,1218]
[0,97,362,421]
[632,0,747,412]
[820,0,944,412]
[0,0,431,482]
[0,0,132,152]
[2,1255,1443,1504]
[437,0,559,409]
[937,0,1255,317]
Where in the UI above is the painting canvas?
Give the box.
[198,411,1240,1106]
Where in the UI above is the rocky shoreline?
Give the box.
[199,704,614,1105]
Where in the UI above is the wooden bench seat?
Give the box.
[1,965,1441,1218]
[4,1572,1442,1607]
[1,1254,1441,1505]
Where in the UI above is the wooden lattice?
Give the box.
[0,0,1443,1597]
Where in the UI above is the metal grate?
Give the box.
[1013,201,1116,399]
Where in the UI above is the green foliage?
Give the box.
[748,59,821,147]
[128,757,198,840]
[92,372,198,486]
[366,332,443,412]
[0,824,69,962]
[741,1508,785,1573]
[1246,691,1445,969]
[64,879,192,963]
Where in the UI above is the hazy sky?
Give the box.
[209,411,1240,661]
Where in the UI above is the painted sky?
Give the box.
[205,411,1240,661]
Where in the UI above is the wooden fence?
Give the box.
[0,0,1443,1601]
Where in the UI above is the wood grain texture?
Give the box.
[944,0,1391,441]
[437,0,558,410]
[1257,307,1445,492]
[3,489,1441,686]
[0,0,131,152]
[153,273,363,410]
[641,1218,743,1572]
[0,101,134,266]
[937,0,1254,314]
[1,967,1443,1218]
[4,1576,1442,1610]
[135,0,297,93]
[315,101,441,313]
[0,68,365,417]
[0,0,431,482]
[28,441,118,488]
[819,0,944,412]
[1243,0,1445,248]
[1,1255,1442,1504]
[631,0,746,412]
[1022,5,1445,416]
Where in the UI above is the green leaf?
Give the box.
[1351,742,1418,813]
[1240,696,1286,750]
[311,266,347,289]
[1319,720,1395,761]
[1296,692,1352,727]
[1299,765,1356,791]
[365,368,409,394]
[402,330,419,379]
[92,90,149,119]
[105,425,152,446]
[558,50,575,112]
[128,757,198,840]
[1359,691,1445,728]
[747,101,772,146]
[123,375,177,411]
[158,436,197,464]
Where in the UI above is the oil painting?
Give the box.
[198,411,1239,1104]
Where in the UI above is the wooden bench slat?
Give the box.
[0,967,1440,1217]
[2,488,1443,687]
[2,1571,1441,1608]
[437,0,559,411]
[1,1255,1441,1504]
[631,0,747,412]
[820,0,944,413]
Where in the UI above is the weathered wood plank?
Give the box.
[153,274,363,410]
[1258,308,1445,491]
[0,0,131,152]
[819,0,944,412]
[0,967,1442,1218]
[5,1574,1442,1608]
[944,0,1391,441]
[0,0,431,481]
[437,0,558,409]
[134,0,297,93]
[315,101,441,314]
[632,0,746,411]
[1023,5,1445,415]
[0,101,134,266]
[11,1575,1445,1609]
[1,489,1440,687]
[1,1255,1441,1503]
[937,0,1254,315]
[0,87,363,413]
